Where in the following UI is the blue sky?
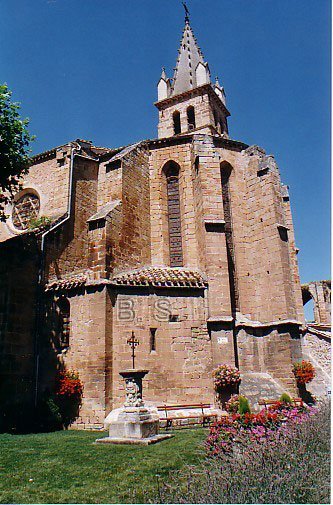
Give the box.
[1,0,330,293]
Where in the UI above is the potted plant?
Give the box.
[212,364,241,407]
[292,360,315,385]
[292,360,316,404]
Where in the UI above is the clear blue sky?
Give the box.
[1,0,330,287]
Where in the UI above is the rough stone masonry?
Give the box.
[0,14,308,427]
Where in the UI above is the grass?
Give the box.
[0,428,206,504]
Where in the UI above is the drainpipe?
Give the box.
[34,141,81,406]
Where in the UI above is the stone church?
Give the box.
[0,14,306,428]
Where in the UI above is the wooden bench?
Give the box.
[157,403,218,429]
[258,397,303,409]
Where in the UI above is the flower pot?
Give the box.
[216,384,239,408]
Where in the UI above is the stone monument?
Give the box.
[96,333,173,445]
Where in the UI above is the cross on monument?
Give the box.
[127,331,139,369]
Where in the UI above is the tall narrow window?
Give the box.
[173,111,181,135]
[150,328,157,352]
[187,106,196,130]
[163,161,183,267]
[220,162,239,313]
[213,110,218,128]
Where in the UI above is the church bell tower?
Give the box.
[155,8,230,139]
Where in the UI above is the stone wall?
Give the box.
[0,235,39,418]
[157,89,216,139]
[41,286,113,428]
[0,149,70,242]
[301,331,331,398]
[302,281,331,324]
[237,324,301,405]
[46,155,99,280]
[110,287,214,408]
[115,143,151,272]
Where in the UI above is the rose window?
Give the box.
[12,193,40,230]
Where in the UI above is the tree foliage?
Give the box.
[0,83,34,220]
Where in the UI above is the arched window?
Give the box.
[220,162,239,313]
[173,111,181,135]
[187,106,196,130]
[12,191,40,230]
[163,161,183,267]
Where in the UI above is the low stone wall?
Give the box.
[301,331,331,398]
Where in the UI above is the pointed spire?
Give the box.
[214,76,226,105]
[157,67,171,101]
[171,18,209,96]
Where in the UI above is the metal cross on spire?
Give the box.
[127,331,139,369]
[182,1,190,23]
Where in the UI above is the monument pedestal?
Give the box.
[96,369,173,445]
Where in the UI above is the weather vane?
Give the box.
[127,331,139,369]
[182,1,190,23]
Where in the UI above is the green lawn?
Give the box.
[0,429,207,503]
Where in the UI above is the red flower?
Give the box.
[292,360,316,385]
[55,370,83,400]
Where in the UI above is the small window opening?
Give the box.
[150,328,157,352]
[169,315,179,322]
[278,227,288,242]
[194,156,199,175]
[173,111,181,135]
[187,106,196,131]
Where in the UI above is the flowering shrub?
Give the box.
[152,403,330,505]
[292,360,316,384]
[206,400,316,456]
[225,394,240,414]
[55,370,83,428]
[212,364,241,391]
[55,370,83,400]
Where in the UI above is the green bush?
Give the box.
[279,392,292,404]
[238,395,251,415]
[28,215,52,230]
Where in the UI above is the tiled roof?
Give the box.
[110,267,207,288]
[45,274,87,292]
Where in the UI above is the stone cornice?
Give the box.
[154,83,230,117]
[148,134,248,152]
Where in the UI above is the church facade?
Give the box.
[0,17,305,427]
